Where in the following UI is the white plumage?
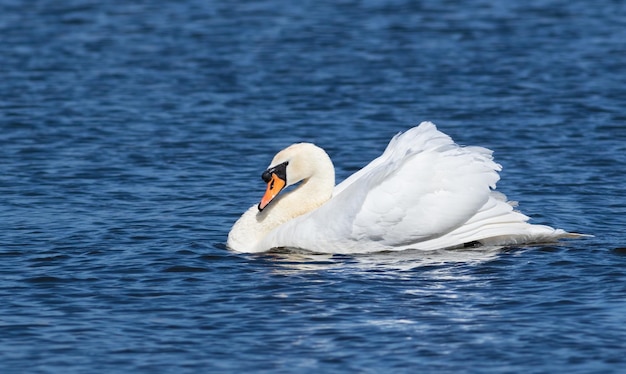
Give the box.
[227,122,576,253]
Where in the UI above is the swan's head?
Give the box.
[258,143,333,211]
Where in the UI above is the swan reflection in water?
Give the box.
[259,245,512,274]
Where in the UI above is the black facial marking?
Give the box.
[261,161,289,182]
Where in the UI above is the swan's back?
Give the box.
[260,122,568,253]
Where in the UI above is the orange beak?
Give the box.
[258,173,286,211]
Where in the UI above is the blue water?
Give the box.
[1,0,625,372]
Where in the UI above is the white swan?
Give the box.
[227,122,577,254]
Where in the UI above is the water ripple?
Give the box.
[1,0,625,373]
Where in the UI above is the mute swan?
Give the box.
[227,122,577,254]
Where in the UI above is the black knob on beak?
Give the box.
[261,170,272,183]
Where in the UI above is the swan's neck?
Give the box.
[271,172,334,222]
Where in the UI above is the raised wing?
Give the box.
[336,122,501,244]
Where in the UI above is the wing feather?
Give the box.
[332,122,501,245]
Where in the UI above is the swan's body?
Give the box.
[227,122,575,254]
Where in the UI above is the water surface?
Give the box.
[1,0,625,373]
